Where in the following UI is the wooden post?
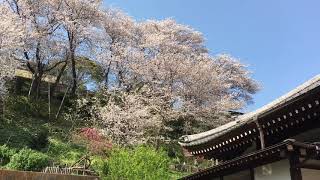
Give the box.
[28,75,35,98]
[55,85,69,120]
[250,168,255,180]
[289,152,302,180]
[48,82,51,121]
[254,116,265,149]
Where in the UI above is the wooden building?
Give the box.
[179,75,320,180]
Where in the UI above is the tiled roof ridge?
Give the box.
[179,74,320,147]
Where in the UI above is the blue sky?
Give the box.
[104,0,320,112]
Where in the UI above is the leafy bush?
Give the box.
[91,155,106,177]
[30,127,49,150]
[0,96,51,149]
[0,125,32,148]
[6,96,42,117]
[0,145,16,166]
[7,148,50,171]
[161,141,184,160]
[46,138,86,166]
[103,146,171,180]
[72,128,112,155]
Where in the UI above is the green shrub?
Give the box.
[46,138,86,166]
[161,141,185,160]
[7,148,50,171]
[0,126,32,148]
[30,127,49,150]
[91,156,106,177]
[103,146,171,180]
[0,145,16,166]
[0,96,50,149]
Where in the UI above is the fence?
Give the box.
[42,166,96,176]
[0,169,99,180]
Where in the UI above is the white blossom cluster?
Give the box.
[94,16,259,144]
[0,4,24,97]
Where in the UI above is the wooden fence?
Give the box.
[0,169,99,180]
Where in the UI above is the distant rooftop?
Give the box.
[15,69,57,84]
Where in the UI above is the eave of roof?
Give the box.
[179,74,320,147]
[179,139,320,180]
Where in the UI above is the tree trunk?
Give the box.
[71,51,77,96]
[105,61,112,89]
[68,31,77,96]
[30,42,43,99]
[116,62,123,88]
[31,72,43,99]
[0,97,4,118]
[51,61,67,97]
[48,82,51,121]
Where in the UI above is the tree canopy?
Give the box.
[0,0,259,145]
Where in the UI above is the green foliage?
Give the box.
[46,138,86,166]
[91,155,106,176]
[103,146,171,180]
[7,148,50,171]
[0,95,62,149]
[0,145,16,166]
[6,96,47,118]
[161,141,185,160]
[30,126,49,151]
[0,93,187,178]
[75,57,104,84]
[0,118,49,149]
[0,124,32,148]
[54,57,104,92]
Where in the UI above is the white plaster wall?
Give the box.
[254,159,291,180]
[301,168,320,180]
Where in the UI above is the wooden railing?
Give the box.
[42,166,97,176]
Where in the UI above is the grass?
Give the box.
[45,138,86,166]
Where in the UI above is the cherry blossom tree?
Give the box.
[3,0,69,98]
[97,8,139,89]
[0,3,24,98]
[2,0,106,97]
[134,19,259,118]
[56,0,104,95]
[0,0,259,144]
[98,92,164,145]
[89,19,259,144]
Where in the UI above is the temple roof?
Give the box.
[179,74,320,147]
[179,139,320,180]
